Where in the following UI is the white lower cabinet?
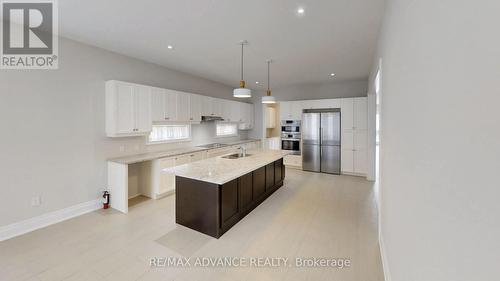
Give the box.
[284,154,302,168]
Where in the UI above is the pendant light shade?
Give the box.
[262,60,276,104]
[233,41,252,98]
[233,80,252,98]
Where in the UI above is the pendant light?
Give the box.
[262,59,276,104]
[233,40,252,98]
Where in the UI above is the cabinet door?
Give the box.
[341,98,354,130]
[247,103,254,128]
[354,130,367,151]
[212,98,223,117]
[159,158,176,194]
[239,102,247,122]
[239,172,253,212]
[341,149,354,173]
[280,101,290,120]
[201,96,213,116]
[354,97,367,130]
[253,167,266,199]
[133,85,152,133]
[265,107,276,128]
[290,101,304,120]
[164,89,177,121]
[265,163,275,191]
[189,94,202,122]
[220,100,232,121]
[151,87,166,122]
[274,159,283,184]
[342,131,354,150]
[176,91,190,122]
[115,82,135,133]
[221,179,239,229]
[229,101,240,123]
[354,150,367,174]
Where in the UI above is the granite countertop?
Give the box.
[164,149,290,185]
[108,139,260,164]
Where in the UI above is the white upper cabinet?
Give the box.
[212,98,223,117]
[106,80,152,137]
[151,87,166,122]
[265,107,277,128]
[280,101,290,120]
[290,101,304,120]
[106,80,256,136]
[134,85,152,132]
[201,96,213,116]
[151,87,177,122]
[176,91,190,122]
[189,94,202,122]
[220,100,232,121]
[279,101,302,120]
[229,101,240,122]
[238,103,254,130]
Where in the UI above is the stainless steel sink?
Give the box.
[221,153,252,159]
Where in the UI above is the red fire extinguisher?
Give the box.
[102,191,110,209]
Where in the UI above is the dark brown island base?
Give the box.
[175,158,285,238]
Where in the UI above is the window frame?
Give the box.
[146,124,192,145]
[215,122,239,138]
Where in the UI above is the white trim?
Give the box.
[0,199,101,242]
[379,234,391,281]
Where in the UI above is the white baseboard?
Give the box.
[379,234,391,281]
[0,199,101,242]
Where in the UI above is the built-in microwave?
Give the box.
[281,120,301,133]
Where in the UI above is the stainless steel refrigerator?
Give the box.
[302,109,341,174]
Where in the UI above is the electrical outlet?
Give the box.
[119,145,125,152]
[31,196,41,206]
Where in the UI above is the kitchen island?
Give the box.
[166,149,289,238]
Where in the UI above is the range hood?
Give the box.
[201,115,224,122]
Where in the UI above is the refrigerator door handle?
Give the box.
[320,127,323,156]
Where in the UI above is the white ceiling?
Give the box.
[59,0,385,89]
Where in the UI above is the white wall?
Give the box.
[271,79,368,101]
[0,37,245,227]
[371,0,500,280]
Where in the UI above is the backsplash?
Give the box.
[106,122,248,158]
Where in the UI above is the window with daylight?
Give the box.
[216,123,238,137]
[148,125,191,143]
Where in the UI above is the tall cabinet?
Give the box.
[341,97,367,175]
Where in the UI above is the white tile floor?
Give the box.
[0,168,384,281]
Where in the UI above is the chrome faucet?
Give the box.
[240,144,247,157]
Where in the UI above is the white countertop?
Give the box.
[164,149,290,185]
[108,139,260,164]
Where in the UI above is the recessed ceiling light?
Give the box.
[167,45,173,49]
[255,81,260,84]
[330,73,336,77]
[297,8,305,14]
